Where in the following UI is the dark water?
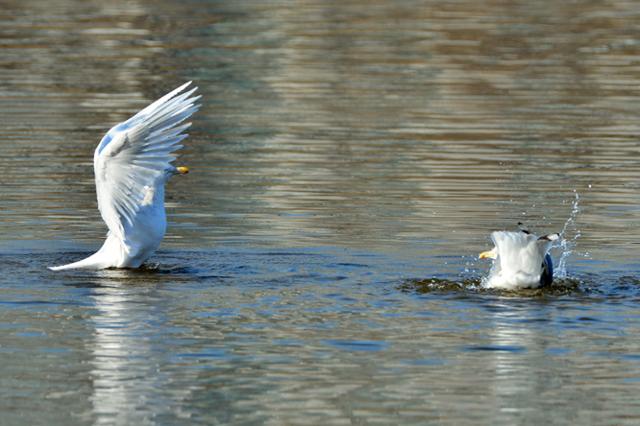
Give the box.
[2,0,640,424]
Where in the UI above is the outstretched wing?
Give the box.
[93,82,200,241]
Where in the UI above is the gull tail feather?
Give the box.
[48,240,117,271]
[49,253,104,271]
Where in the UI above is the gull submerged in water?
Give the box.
[479,229,559,289]
[50,82,200,271]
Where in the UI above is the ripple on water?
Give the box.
[399,276,584,296]
[3,0,640,424]
[323,339,389,352]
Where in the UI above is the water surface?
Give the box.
[2,0,640,424]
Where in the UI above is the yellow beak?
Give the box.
[176,166,189,175]
[479,249,497,260]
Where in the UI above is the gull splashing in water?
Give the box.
[50,82,200,271]
[479,230,560,290]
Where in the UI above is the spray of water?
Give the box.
[554,190,581,278]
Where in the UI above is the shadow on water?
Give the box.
[49,250,240,287]
[41,250,640,300]
[400,276,589,297]
[401,273,640,300]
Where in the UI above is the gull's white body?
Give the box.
[482,231,558,290]
[50,82,200,271]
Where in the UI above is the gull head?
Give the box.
[165,165,190,180]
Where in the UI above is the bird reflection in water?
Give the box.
[86,270,188,424]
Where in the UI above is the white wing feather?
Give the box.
[94,82,200,242]
[485,231,543,288]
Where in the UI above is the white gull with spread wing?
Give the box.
[50,82,200,271]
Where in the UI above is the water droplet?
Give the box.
[556,191,581,278]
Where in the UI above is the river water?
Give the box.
[1,0,640,424]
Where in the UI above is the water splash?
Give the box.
[555,190,581,278]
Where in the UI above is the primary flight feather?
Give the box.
[50,82,200,271]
